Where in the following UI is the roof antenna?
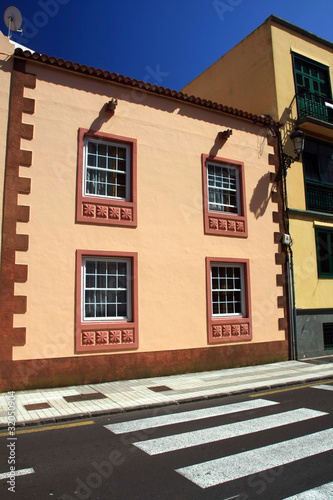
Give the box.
[4,6,23,38]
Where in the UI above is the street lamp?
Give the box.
[284,128,305,167]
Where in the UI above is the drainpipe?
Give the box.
[286,244,298,359]
[276,129,298,360]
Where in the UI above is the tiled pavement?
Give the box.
[0,360,332,428]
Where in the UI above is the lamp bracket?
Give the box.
[283,152,300,168]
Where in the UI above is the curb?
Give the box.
[1,374,332,431]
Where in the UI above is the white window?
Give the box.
[82,258,131,321]
[207,162,239,214]
[84,139,130,200]
[211,263,245,316]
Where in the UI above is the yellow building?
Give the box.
[184,15,333,359]
[0,30,288,391]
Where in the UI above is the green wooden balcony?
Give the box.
[297,90,333,124]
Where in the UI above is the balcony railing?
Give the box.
[296,90,333,124]
[305,181,333,213]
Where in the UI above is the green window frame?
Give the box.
[303,137,333,213]
[292,52,333,123]
[292,53,331,97]
[316,227,333,278]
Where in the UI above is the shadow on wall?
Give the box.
[89,103,111,131]
[209,135,229,157]
[249,171,271,218]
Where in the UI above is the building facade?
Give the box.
[0,31,288,391]
[184,15,333,359]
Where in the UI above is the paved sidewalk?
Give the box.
[0,360,332,428]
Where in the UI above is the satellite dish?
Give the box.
[4,6,23,38]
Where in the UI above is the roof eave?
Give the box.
[14,48,282,129]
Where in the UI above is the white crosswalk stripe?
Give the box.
[282,480,333,499]
[104,398,332,496]
[134,408,326,455]
[176,429,333,488]
[0,467,35,480]
[104,398,278,434]
[312,384,333,392]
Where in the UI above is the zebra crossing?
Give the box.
[132,408,327,455]
[176,428,333,488]
[104,389,333,498]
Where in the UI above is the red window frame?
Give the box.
[202,154,247,237]
[206,257,252,344]
[76,128,137,227]
[75,250,139,353]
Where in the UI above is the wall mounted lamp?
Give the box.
[106,98,118,113]
[219,129,233,140]
[283,128,305,168]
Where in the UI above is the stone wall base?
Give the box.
[0,341,289,391]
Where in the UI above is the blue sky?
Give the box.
[2,0,333,91]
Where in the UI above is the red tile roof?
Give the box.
[14,48,281,128]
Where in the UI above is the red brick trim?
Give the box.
[76,128,137,227]
[0,59,35,361]
[202,154,248,237]
[0,340,288,391]
[75,250,139,353]
[267,135,290,338]
[206,257,252,344]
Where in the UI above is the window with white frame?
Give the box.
[84,138,130,200]
[82,258,131,321]
[207,162,239,214]
[211,263,245,316]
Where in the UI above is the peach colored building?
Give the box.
[0,31,288,391]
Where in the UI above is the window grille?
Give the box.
[323,323,333,350]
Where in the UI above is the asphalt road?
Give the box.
[0,381,332,500]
